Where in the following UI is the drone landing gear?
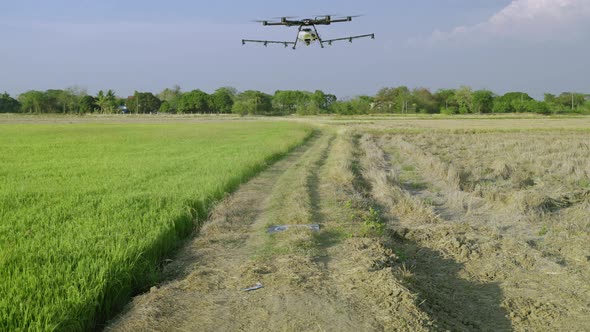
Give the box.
[292,26,301,50]
[311,24,324,48]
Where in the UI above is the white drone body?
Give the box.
[298,28,319,46]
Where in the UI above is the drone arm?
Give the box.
[322,33,375,46]
[256,20,302,26]
[328,17,353,23]
[242,39,295,48]
[264,22,287,26]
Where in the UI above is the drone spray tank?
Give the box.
[298,28,318,46]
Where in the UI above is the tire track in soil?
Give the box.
[316,133,435,331]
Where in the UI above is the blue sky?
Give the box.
[1,0,589,99]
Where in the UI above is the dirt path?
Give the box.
[106,131,430,331]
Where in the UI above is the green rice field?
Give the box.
[0,121,312,331]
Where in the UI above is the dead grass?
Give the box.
[400,131,590,210]
[319,131,435,330]
[369,126,590,331]
[359,134,440,224]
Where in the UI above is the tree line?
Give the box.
[371,86,589,115]
[1,85,589,115]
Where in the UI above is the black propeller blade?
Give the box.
[251,20,269,26]
[271,16,299,20]
[335,14,363,20]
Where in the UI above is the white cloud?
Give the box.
[430,0,590,44]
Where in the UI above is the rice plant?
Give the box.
[0,121,311,331]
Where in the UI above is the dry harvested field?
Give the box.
[104,115,590,332]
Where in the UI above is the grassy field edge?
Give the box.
[84,127,317,330]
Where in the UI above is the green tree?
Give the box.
[492,101,511,113]
[231,100,250,116]
[511,99,529,113]
[246,90,273,115]
[493,92,533,113]
[544,93,557,104]
[296,102,320,115]
[272,90,310,115]
[178,89,209,114]
[0,92,21,113]
[374,86,411,113]
[472,90,495,113]
[43,90,61,113]
[95,90,118,114]
[310,90,337,112]
[157,85,182,113]
[329,101,354,115]
[208,88,235,114]
[434,89,458,113]
[158,101,172,113]
[556,92,586,111]
[127,91,161,114]
[395,86,411,113]
[38,89,84,113]
[455,86,473,114]
[18,90,45,113]
[215,86,238,99]
[543,93,566,113]
[412,88,438,114]
[323,93,337,113]
[64,86,88,113]
[78,95,97,113]
[232,90,272,115]
[374,87,395,112]
[350,96,373,114]
[527,100,551,114]
[503,92,533,103]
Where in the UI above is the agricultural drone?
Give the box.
[242,15,375,49]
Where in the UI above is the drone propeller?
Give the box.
[251,20,269,26]
[271,16,298,20]
[314,14,362,17]
[334,15,363,21]
[252,16,297,22]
